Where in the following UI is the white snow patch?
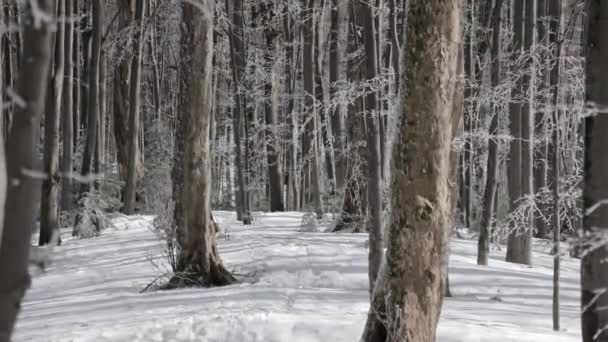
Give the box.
[14,211,580,341]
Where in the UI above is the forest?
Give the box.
[0,0,607,341]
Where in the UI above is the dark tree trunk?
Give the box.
[61,0,75,211]
[40,0,66,246]
[506,0,529,264]
[225,0,251,224]
[361,0,462,340]
[123,0,146,214]
[0,1,54,339]
[581,1,608,340]
[79,0,102,195]
[170,0,235,287]
[477,0,505,266]
[329,0,348,192]
[302,0,323,219]
[358,0,383,295]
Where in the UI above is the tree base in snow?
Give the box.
[164,262,237,289]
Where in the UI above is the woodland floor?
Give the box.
[14,211,580,341]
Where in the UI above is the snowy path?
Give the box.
[14,212,580,341]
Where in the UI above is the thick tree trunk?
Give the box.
[0,1,54,339]
[581,1,608,340]
[359,0,383,295]
[40,0,66,246]
[361,0,462,340]
[61,0,75,211]
[506,0,528,264]
[123,0,146,214]
[170,0,235,287]
[79,0,102,196]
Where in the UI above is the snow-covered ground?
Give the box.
[14,211,581,341]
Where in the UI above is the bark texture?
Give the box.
[40,0,65,246]
[170,0,235,287]
[122,0,146,214]
[581,1,608,340]
[0,1,54,339]
[361,0,462,340]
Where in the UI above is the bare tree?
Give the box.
[506,0,530,264]
[581,1,608,340]
[40,0,66,246]
[123,0,146,214]
[477,0,505,266]
[79,0,102,195]
[61,0,75,211]
[0,0,54,339]
[169,0,235,287]
[361,0,462,340]
[358,0,383,295]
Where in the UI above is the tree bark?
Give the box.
[260,4,285,212]
[225,0,251,224]
[329,0,348,192]
[581,0,608,340]
[361,0,462,340]
[548,0,562,332]
[302,0,323,219]
[170,0,235,287]
[506,0,529,264]
[61,0,75,212]
[477,0,505,266]
[79,0,102,196]
[358,0,383,295]
[0,1,54,339]
[40,0,65,246]
[123,0,146,214]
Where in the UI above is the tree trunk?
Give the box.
[61,0,75,211]
[40,0,66,246]
[329,0,348,192]
[260,4,285,212]
[359,0,383,295]
[581,1,608,340]
[302,0,323,219]
[477,0,504,266]
[548,0,562,332]
[506,0,529,264]
[170,0,235,287]
[361,0,462,340]
[123,0,146,214]
[225,0,251,224]
[0,1,54,339]
[79,0,102,196]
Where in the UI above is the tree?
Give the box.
[169,0,235,287]
[79,0,102,195]
[123,0,146,214]
[477,0,505,266]
[39,0,66,246]
[360,0,462,340]
[61,0,75,212]
[0,0,54,339]
[506,0,531,265]
[302,0,323,219]
[358,0,383,294]
[581,1,608,340]
[225,0,251,224]
[259,3,285,212]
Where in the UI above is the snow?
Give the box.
[14,211,581,341]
